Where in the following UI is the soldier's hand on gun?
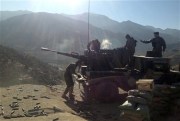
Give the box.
[140,40,144,43]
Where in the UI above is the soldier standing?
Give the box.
[141,32,166,57]
[62,63,76,100]
[125,34,137,57]
[124,34,137,68]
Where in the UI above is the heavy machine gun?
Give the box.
[41,47,86,60]
[41,47,180,102]
[41,47,119,72]
[41,47,135,102]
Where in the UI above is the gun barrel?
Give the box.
[57,52,78,58]
[41,47,83,60]
[41,47,57,52]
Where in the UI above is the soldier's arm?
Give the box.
[75,60,82,72]
[140,39,152,44]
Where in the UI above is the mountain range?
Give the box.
[68,13,180,41]
[0,11,180,65]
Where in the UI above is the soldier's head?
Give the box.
[69,63,76,70]
[125,34,131,39]
[154,32,159,37]
[89,39,100,52]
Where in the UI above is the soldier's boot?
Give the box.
[62,87,69,99]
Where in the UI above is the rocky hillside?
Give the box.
[0,45,63,86]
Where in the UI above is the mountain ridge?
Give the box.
[1,11,179,31]
[0,11,179,65]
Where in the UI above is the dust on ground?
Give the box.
[0,80,179,121]
[0,81,125,121]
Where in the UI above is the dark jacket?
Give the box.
[141,36,166,57]
[64,64,76,86]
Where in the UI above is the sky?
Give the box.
[0,0,180,30]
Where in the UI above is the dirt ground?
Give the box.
[0,80,179,121]
[0,81,126,121]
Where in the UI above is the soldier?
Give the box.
[124,34,137,68]
[87,39,101,52]
[125,34,137,57]
[140,32,166,57]
[62,63,76,100]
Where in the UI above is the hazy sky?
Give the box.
[1,0,180,30]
